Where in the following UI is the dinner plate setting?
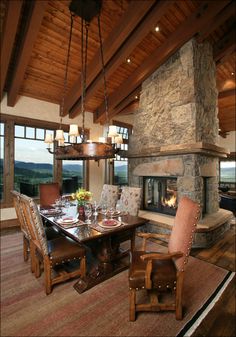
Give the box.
[99,219,122,229]
[55,216,83,228]
[40,208,62,216]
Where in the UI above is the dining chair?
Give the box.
[39,182,60,207]
[128,196,200,321]
[119,186,142,216]
[20,193,86,294]
[14,190,64,273]
[99,184,119,208]
[11,190,31,262]
[111,187,142,260]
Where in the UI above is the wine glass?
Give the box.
[93,200,99,217]
[84,203,92,224]
[109,207,115,219]
[101,203,108,220]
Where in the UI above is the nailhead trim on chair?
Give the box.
[180,203,201,272]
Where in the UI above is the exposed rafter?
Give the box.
[7,1,48,107]
[214,28,236,63]
[94,0,231,123]
[196,1,235,43]
[0,0,23,99]
[67,0,175,119]
[63,0,156,117]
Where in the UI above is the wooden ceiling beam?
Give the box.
[218,88,235,99]
[7,1,48,107]
[63,0,156,116]
[94,0,230,123]
[68,0,175,119]
[117,100,140,115]
[95,86,141,124]
[197,1,235,43]
[0,0,23,100]
[214,28,236,63]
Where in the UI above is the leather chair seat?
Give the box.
[47,237,86,265]
[129,251,177,290]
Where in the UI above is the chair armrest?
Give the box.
[140,251,183,261]
[137,232,170,250]
[137,232,170,240]
[140,251,183,289]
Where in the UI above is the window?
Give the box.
[14,125,54,197]
[113,125,129,186]
[0,123,4,200]
[220,160,236,187]
[62,132,84,193]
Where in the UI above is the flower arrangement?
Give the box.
[71,188,92,206]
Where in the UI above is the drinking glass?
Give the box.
[84,204,92,224]
[109,207,115,219]
[93,200,99,217]
[101,203,108,220]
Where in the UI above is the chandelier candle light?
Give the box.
[44,0,123,161]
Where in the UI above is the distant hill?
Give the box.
[13,160,82,172]
[15,161,52,170]
[63,164,83,172]
[221,167,236,181]
[115,164,127,172]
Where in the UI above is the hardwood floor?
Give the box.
[1,219,235,337]
[191,222,236,337]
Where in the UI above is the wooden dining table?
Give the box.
[40,205,147,293]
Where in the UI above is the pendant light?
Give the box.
[45,0,123,160]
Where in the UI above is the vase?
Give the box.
[77,205,85,218]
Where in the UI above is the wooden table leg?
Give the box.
[74,234,131,293]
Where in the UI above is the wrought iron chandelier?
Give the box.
[44,0,122,161]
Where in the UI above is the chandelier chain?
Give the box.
[98,14,109,128]
[60,13,74,119]
[81,18,89,142]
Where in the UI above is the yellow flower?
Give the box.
[71,188,92,205]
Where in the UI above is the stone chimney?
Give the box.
[127,38,228,215]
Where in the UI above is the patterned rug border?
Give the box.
[177,270,235,337]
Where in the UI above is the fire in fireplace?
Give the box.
[143,177,178,216]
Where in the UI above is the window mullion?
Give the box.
[4,120,15,205]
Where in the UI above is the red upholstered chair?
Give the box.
[39,182,60,207]
[129,196,200,321]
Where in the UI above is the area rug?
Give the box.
[1,232,234,337]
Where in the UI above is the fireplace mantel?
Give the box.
[120,142,229,159]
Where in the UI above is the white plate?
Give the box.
[107,211,121,217]
[99,219,122,229]
[56,217,78,225]
[41,209,62,216]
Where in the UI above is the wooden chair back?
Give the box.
[39,182,60,207]
[20,193,48,256]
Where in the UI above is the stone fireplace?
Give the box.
[143,176,178,216]
[123,38,232,247]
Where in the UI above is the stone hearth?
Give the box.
[123,38,232,248]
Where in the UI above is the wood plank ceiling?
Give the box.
[1,0,235,136]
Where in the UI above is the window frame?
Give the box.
[110,120,132,187]
[0,114,89,207]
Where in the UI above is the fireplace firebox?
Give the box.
[143,177,178,216]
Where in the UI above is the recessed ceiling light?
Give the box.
[155,26,160,32]
[231,72,235,76]
[135,95,138,99]
[126,58,131,63]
